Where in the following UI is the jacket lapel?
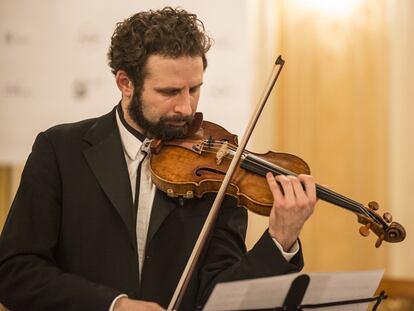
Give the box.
[146,189,177,246]
[82,108,136,251]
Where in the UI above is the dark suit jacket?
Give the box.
[0,107,303,311]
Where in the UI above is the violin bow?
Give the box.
[167,56,285,311]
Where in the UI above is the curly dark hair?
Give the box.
[108,7,212,91]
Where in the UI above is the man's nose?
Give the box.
[174,91,193,116]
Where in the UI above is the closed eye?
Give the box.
[158,89,181,96]
[155,82,203,97]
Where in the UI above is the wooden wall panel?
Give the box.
[0,167,11,231]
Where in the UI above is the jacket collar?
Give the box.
[82,106,178,251]
[82,107,137,251]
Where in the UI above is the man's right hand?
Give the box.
[114,297,166,311]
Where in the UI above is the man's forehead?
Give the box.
[144,54,204,79]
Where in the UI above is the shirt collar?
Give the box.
[116,106,144,161]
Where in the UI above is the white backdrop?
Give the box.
[0,0,253,164]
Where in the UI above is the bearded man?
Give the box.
[0,7,316,311]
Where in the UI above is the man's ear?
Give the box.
[115,70,134,98]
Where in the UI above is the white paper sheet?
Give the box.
[203,270,384,311]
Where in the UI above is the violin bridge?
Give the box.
[216,141,228,165]
[192,143,203,154]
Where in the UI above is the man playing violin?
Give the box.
[0,7,316,311]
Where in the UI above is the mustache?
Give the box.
[160,114,194,124]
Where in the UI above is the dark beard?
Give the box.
[128,91,194,140]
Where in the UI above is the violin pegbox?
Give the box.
[358,201,379,236]
[357,201,405,248]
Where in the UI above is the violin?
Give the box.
[150,113,406,248]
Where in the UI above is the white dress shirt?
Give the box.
[116,111,156,276]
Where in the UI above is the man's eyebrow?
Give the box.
[191,82,203,89]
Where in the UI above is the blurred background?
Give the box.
[1,0,413,310]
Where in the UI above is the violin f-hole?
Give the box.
[195,167,226,177]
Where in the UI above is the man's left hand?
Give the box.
[266,173,317,251]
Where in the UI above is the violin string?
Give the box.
[199,141,247,156]
[198,142,247,161]
[198,140,378,223]
[241,155,380,223]
[245,157,378,222]
[203,140,359,209]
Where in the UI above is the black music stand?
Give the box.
[269,274,387,311]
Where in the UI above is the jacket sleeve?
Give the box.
[0,132,122,311]
[197,196,304,306]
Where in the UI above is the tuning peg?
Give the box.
[375,234,385,248]
[359,223,371,237]
[383,212,393,223]
[368,201,379,211]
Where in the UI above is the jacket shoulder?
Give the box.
[43,108,116,143]
[45,116,99,139]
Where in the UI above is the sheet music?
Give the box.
[203,269,384,311]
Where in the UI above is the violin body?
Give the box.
[150,120,310,216]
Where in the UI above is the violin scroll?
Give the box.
[358,201,406,248]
